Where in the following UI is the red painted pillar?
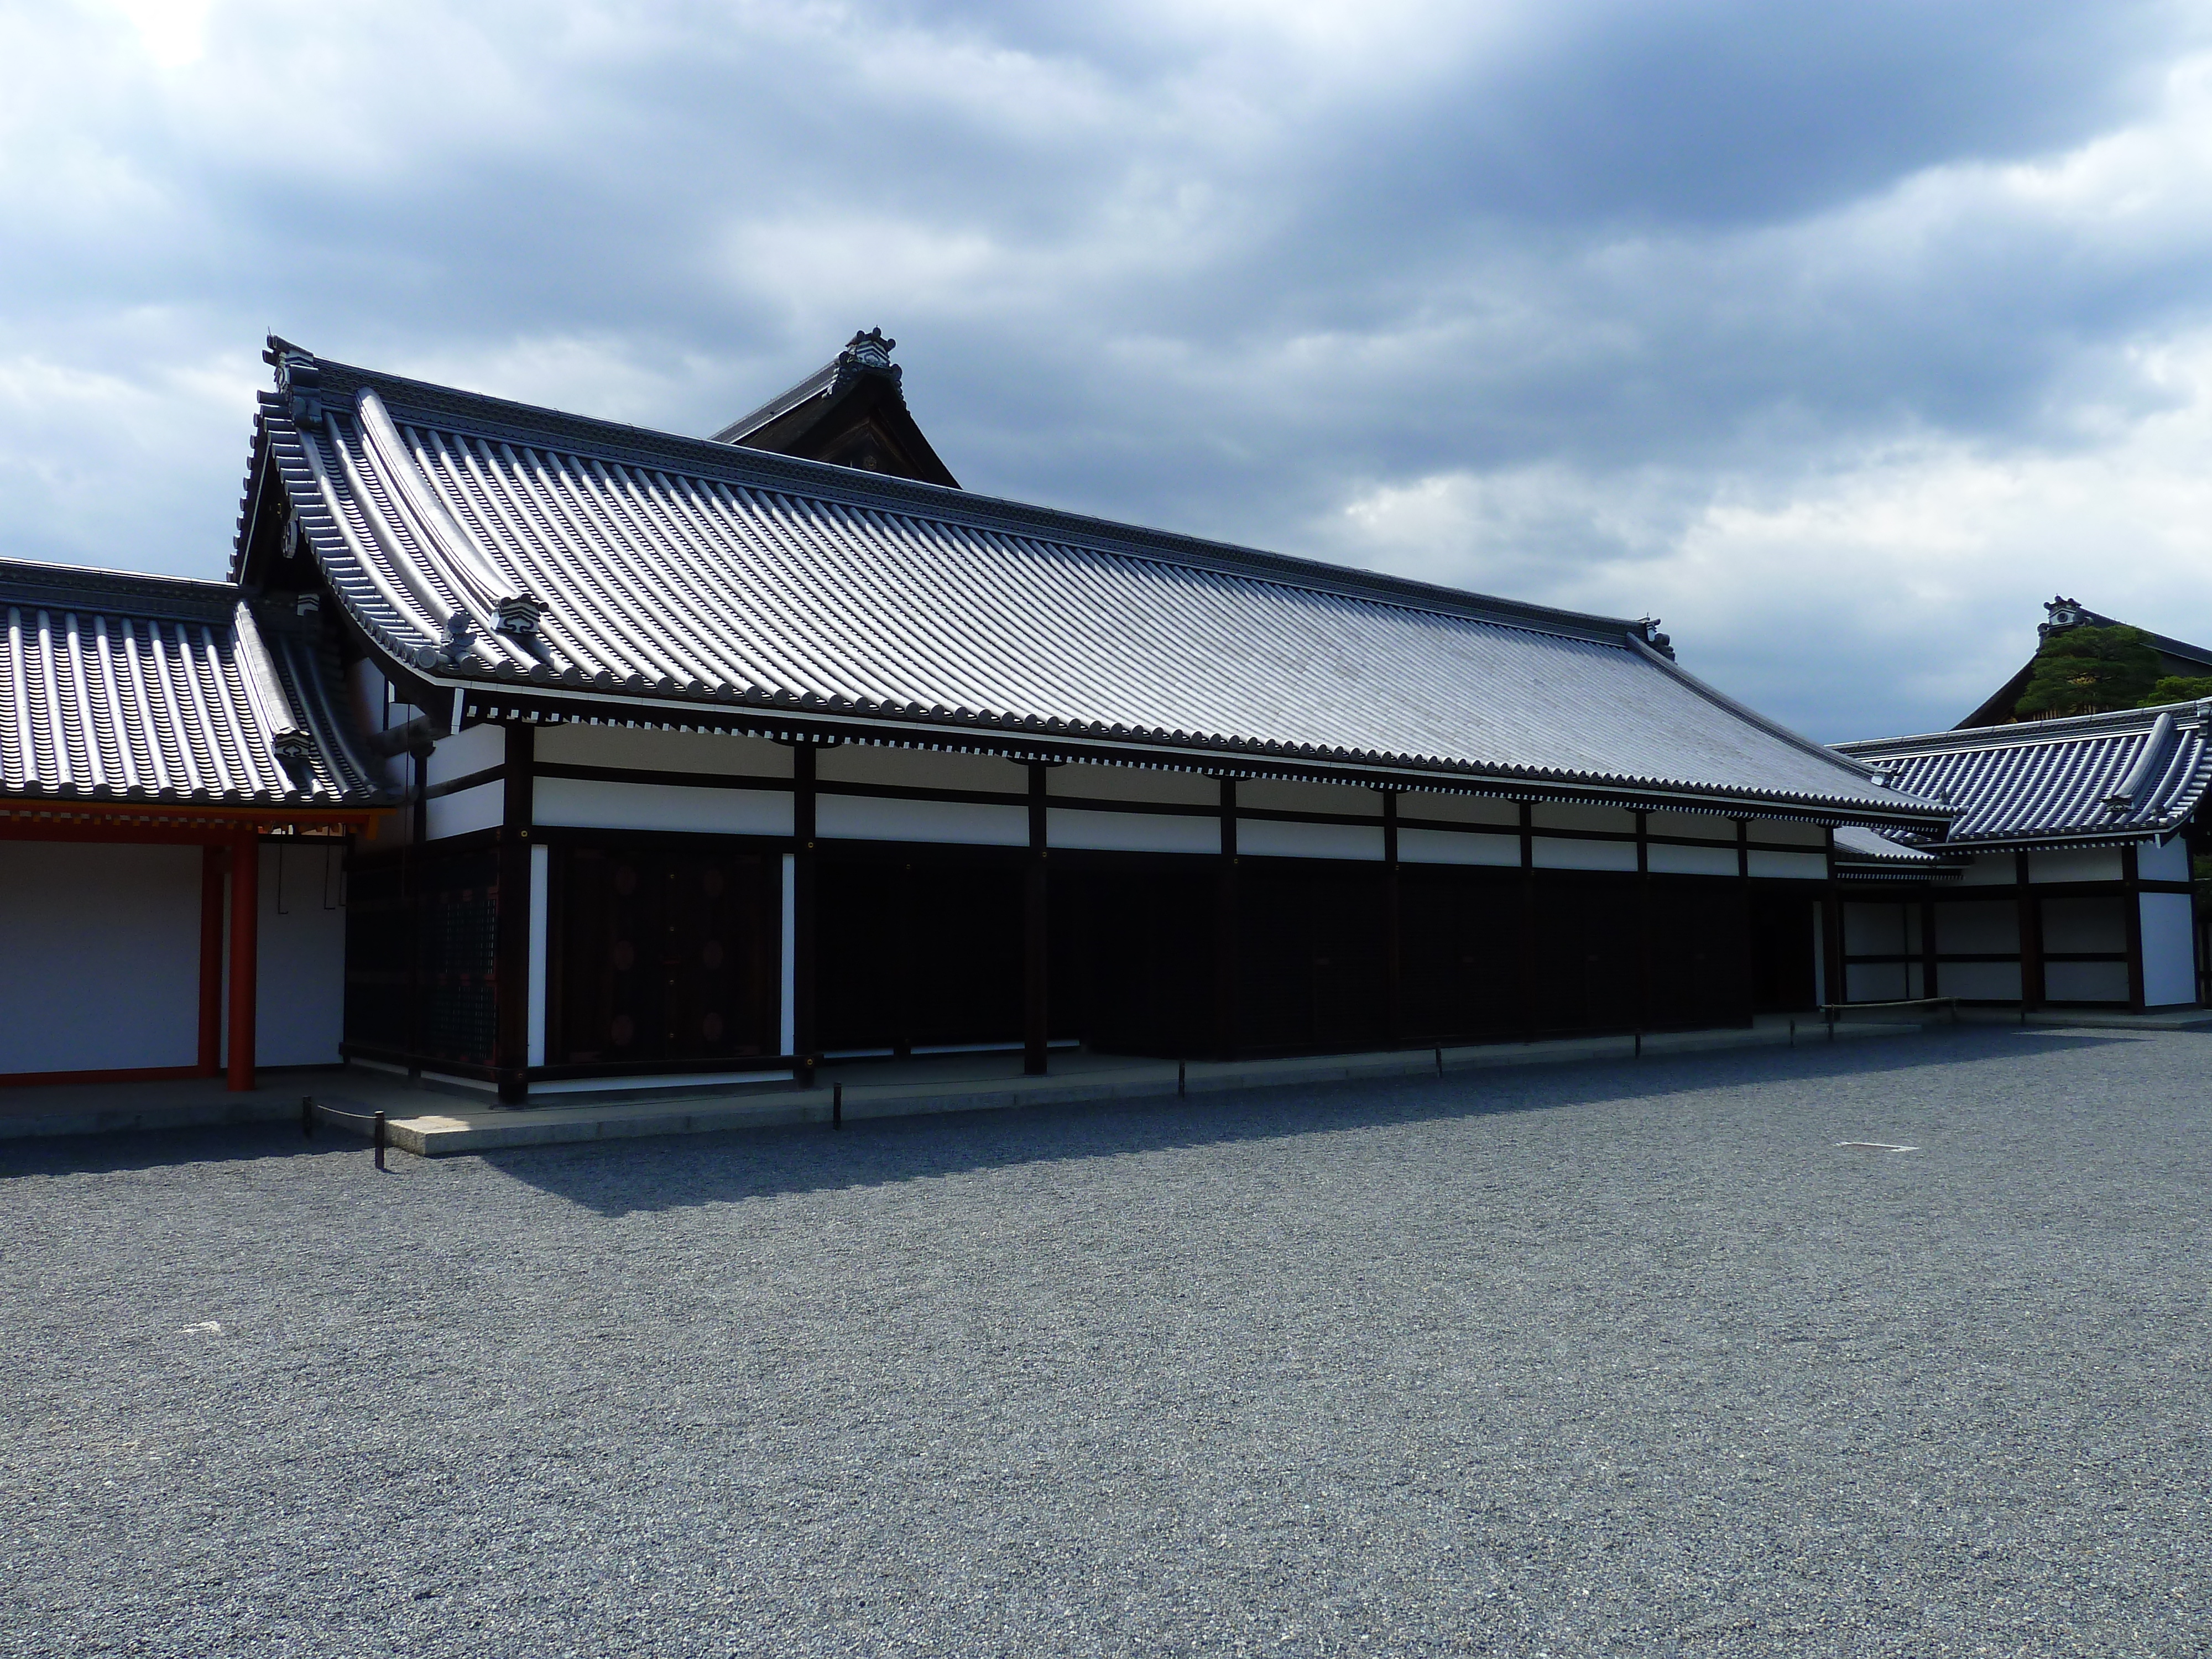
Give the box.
[197,844,225,1076]
[226,828,259,1092]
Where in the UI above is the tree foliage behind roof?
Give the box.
[2015,624,2162,718]
[2142,675,2212,708]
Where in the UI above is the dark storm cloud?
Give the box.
[4,0,2211,737]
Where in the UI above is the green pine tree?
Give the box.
[2013,624,2162,718]
[2140,675,2212,707]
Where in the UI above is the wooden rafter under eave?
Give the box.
[0,801,388,843]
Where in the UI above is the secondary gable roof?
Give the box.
[0,558,385,809]
[1837,700,2212,848]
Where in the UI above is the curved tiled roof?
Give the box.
[0,560,384,807]
[1836,702,2212,848]
[240,344,1949,824]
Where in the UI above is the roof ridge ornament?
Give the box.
[2040,594,2085,638]
[263,334,322,429]
[1635,616,1673,660]
[830,328,900,396]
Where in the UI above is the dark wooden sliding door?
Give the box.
[552,843,779,1066]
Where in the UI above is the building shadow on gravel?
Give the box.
[0,1121,382,1181]
[483,1026,2130,1217]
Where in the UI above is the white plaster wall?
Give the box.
[1240,778,1383,817]
[1843,902,1918,956]
[2040,898,2126,953]
[817,745,1025,793]
[818,795,1027,846]
[1238,820,1385,860]
[2045,961,2131,1003]
[1942,961,2022,999]
[1532,836,1637,872]
[1958,853,2016,885]
[426,780,504,841]
[347,657,409,795]
[2141,891,2197,1006]
[0,842,200,1073]
[1048,763,1218,806]
[1748,820,1827,847]
[1648,843,1738,877]
[1936,902,2020,954]
[2028,847,2125,884]
[1399,794,1520,828]
[1646,811,1736,841]
[1747,850,1828,880]
[2138,837,2190,883]
[536,724,793,778]
[1530,802,1635,834]
[1048,808,1218,855]
[1397,828,1519,867]
[425,722,507,788]
[254,841,347,1067]
[534,777,792,836]
[1847,962,1911,1002]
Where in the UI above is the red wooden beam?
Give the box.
[197,846,225,1077]
[226,827,258,1092]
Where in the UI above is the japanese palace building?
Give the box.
[14,333,2193,1102]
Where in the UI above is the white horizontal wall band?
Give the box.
[1397,827,1519,867]
[1238,820,1385,861]
[534,777,792,836]
[1648,842,1738,877]
[426,780,503,841]
[817,795,1027,847]
[1533,836,1637,873]
[1747,849,1828,880]
[1047,808,1218,855]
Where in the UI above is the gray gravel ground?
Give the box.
[3,1025,2208,1658]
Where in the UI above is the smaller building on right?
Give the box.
[1829,702,2212,1013]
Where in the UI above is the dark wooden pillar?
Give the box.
[1736,819,1754,1023]
[1820,828,1844,1010]
[197,845,225,1077]
[2122,842,2146,1011]
[1214,775,1239,1060]
[792,744,818,1080]
[226,828,258,1093]
[1024,763,1050,1076]
[1382,789,1401,1047]
[2016,850,2045,1010]
[494,722,535,1104]
[1634,811,1651,1033]
[1518,801,1537,1041]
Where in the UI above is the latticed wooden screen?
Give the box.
[341,846,500,1066]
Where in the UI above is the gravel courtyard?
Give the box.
[3,1026,2206,1658]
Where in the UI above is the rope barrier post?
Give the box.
[373,1110,387,1171]
[302,1095,314,1139]
[1828,1006,1838,1044]
[1434,1045,1443,1077]
[1788,1019,1795,1048]
[1177,1058,1186,1098]
[1634,1031,1642,1059]
[832,1083,842,1131]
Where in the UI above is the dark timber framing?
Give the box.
[342,705,1893,1099]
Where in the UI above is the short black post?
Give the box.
[1434,1045,1443,1077]
[1634,1031,1642,1058]
[1828,1011,1838,1044]
[373,1110,387,1170]
[832,1083,843,1131]
[798,1056,817,1089]
[1177,1058,1186,1098]
[1788,1019,1796,1048]
[302,1095,314,1139]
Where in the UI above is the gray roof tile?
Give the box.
[249,348,1948,823]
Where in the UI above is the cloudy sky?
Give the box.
[6,1,2212,740]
